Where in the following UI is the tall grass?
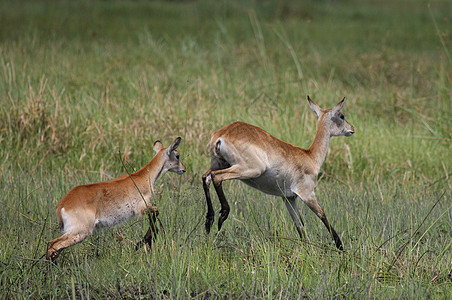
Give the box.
[1,0,451,298]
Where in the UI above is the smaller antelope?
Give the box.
[202,97,355,250]
[46,137,186,262]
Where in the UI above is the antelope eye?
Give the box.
[339,114,345,120]
[176,154,180,160]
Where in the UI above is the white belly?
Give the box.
[241,169,295,198]
[95,203,136,228]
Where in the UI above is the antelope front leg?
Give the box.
[320,214,343,250]
[283,196,305,240]
[302,192,343,250]
[136,208,159,250]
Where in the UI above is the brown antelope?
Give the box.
[46,137,186,262]
[202,96,355,250]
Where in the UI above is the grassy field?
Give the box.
[0,0,451,298]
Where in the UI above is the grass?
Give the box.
[0,0,451,298]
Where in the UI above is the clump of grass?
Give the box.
[5,75,70,154]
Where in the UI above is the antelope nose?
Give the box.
[346,128,355,136]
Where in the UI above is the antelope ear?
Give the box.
[307,96,322,118]
[332,97,346,113]
[153,140,164,155]
[167,137,182,155]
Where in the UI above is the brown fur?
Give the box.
[46,138,185,262]
[202,97,354,250]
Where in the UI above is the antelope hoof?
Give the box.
[135,241,143,251]
[46,242,60,262]
[46,250,60,263]
[135,238,153,251]
[218,209,229,231]
[135,235,154,251]
[205,214,214,234]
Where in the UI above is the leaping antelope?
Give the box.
[202,97,354,249]
[46,137,186,262]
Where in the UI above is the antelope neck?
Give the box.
[133,152,165,189]
[307,122,331,173]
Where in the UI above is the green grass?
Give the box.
[1,0,451,298]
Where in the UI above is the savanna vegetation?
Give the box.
[0,0,451,298]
